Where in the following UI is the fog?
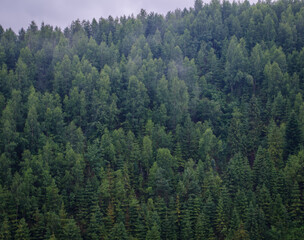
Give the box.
[0,0,196,32]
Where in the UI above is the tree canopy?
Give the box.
[1,0,304,239]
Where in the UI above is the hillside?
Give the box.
[1,0,304,239]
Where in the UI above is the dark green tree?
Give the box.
[284,111,302,159]
[124,75,149,133]
[15,218,30,240]
[146,223,161,240]
[111,222,129,240]
[62,219,82,240]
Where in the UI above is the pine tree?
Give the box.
[111,222,128,240]
[247,96,262,163]
[154,197,170,240]
[145,223,161,240]
[256,184,272,226]
[175,142,185,173]
[15,218,30,240]
[180,209,192,240]
[245,202,259,240]
[195,212,215,240]
[194,213,205,240]
[270,194,288,235]
[124,75,149,134]
[45,179,62,213]
[0,216,11,240]
[24,87,41,153]
[227,109,246,157]
[86,210,103,240]
[188,196,201,231]
[127,195,142,238]
[253,146,276,190]
[289,181,303,225]
[235,190,248,220]
[0,90,21,159]
[62,219,82,240]
[142,136,153,177]
[205,196,217,231]
[284,111,302,160]
[53,55,73,98]
[216,196,228,239]
[267,119,284,168]
[30,209,46,240]
[232,221,250,240]
[168,77,189,129]
[48,234,57,240]
[230,207,241,233]
[226,153,252,196]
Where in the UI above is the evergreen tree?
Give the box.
[231,221,250,240]
[0,217,11,240]
[62,219,82,240]
[289,181,303,225]
[270,194,288,236]
[180,209,193,240]
[30,209,45,240]
[15,218,30,240]
[146,223,161,240]
[226,153,252,196]
[53,55,73,98]
[111,222,129,240]
[124,75,149,133]
[245,202,259,240]
[267,119,284,168]
[227,109,246,157]
[0,2,304,238]
[284,111,302,159]
[216,195,228,239]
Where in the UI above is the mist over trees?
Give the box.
[1,0,304,239]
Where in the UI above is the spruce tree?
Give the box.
[0,217,11,240]
[111,222,129,240]
[15,218,30,240]
[145,223,161,240]
[284,111,302,160]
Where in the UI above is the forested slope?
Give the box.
[1,0,304,239]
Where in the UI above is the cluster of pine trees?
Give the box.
[1,0,304,239]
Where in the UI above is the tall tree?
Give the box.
[15,218,30,240]
[124,75,149,134]
[284,111,302,160]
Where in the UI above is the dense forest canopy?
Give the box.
[1,0,304,239]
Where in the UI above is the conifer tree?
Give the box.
[63,219,82,240]
[146,223,161,240]
[232,221,250,240]
[0,217,11,240]
[111,222,128,240]
[284,111,302,160]
[245,202,259,240]
[181,209,193,240]
[216,196,228,239]
[15,218,30,240]
[289,181,303,225]
[267,119,284,168]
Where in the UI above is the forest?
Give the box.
[0,0,304,239]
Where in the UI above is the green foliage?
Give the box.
[0,217,11,240]
[111,222,128,240]
[62,219,82,240]
[146,223,161,240]
[226,153,252,196]
[15,218,30,240]
[284,111,302,160]
[0,1,304,238]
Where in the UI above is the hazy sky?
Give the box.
[1,0,195,33]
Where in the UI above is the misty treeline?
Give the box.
[1,0,304,239]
